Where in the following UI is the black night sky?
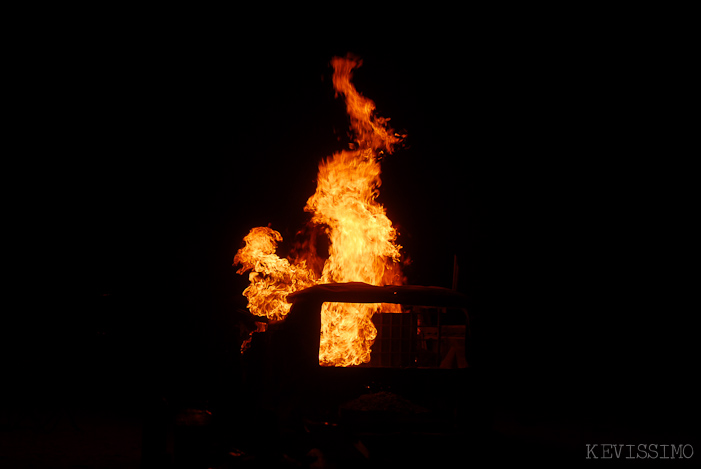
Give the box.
[6,19,697,465]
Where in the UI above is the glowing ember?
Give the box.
[234,54,405,366]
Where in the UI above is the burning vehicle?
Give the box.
[229,54,487,465]
[242,282,477,410]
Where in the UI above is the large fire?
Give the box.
[234,55,405,366]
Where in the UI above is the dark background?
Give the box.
[7,16,696,462]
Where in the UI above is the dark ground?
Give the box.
[4,12,697,468]
[1,386,698,467]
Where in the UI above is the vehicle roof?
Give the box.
[287,282,467,308]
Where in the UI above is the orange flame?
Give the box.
[234,226,316,322]
[234,55,404,366]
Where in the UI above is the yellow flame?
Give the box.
[234,55,404,366]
